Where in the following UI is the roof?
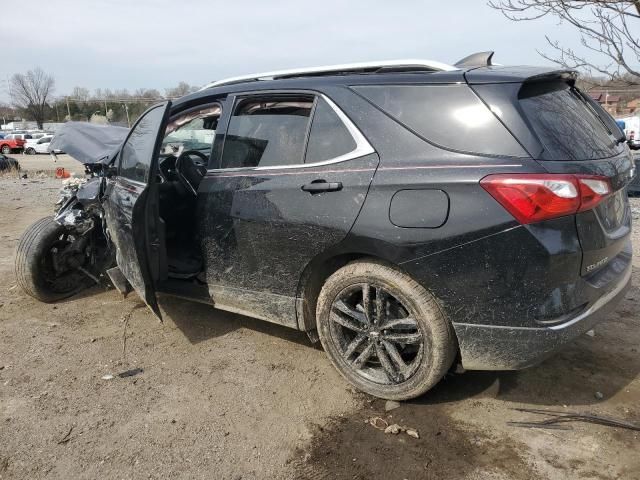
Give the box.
[173,63,580,110]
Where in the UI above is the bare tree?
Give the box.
[488,1,640,84]
[10,68,55,129]
[165,81,199,98]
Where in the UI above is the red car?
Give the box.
[0,133,29,154]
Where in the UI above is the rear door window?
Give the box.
[352,84,527,157]
[518,81,622,161]
[221,96,313,168]
[305,98,357,163]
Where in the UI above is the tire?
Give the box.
[25,147,36,155]
[316,260,456,400]
[1,145,10,154]
[15,217,91,303]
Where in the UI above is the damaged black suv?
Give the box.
[15,52,634,400]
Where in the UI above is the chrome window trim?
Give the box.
[208,93,375,173]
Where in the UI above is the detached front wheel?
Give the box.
[15,217,100,302]
[316,260,456,400]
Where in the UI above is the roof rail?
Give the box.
[201,59,458,90]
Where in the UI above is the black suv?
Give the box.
[16,53,634,400]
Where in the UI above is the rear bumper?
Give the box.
[453,262,631,370]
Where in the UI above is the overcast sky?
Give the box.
[0,0,599,101]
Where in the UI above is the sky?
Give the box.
[0,0,603,102]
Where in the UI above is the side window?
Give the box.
[162,103,221,155]
[305,98,357,164]
[120,104,166,182]
[353,85,527,157]
[221,96,313,169]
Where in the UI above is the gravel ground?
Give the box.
[0,176,638,480]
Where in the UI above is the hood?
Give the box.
[48,122,130,165]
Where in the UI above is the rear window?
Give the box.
[518,81,622,161]
[352,84,527,157]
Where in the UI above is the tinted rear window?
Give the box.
[519,81,622,161]
[352,84,527,157]
[305,98,356,163]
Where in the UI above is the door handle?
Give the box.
[301,180,343,193]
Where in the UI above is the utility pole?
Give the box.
[104,98,108,117]
[123,103,130,128]
[66,96,71,120]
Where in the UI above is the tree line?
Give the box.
[1,72,199,129]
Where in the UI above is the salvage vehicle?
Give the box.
[15,52,634,400]
[0,133,29,154]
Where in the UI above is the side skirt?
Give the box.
[209,284,299,329]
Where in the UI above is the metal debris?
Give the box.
[508,408,640,431]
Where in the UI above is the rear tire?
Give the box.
[25,147,36,155]
[316,260,456,400]
[15,217,91,302]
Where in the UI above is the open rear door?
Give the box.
[104,101,171,319]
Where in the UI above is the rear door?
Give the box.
[104,101,171,318]
[517,80,634,275]
[198,92,378,326]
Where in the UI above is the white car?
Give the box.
[24,136,54,155]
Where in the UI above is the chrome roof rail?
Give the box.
[201,59,458,90]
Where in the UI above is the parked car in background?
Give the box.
[0,153,20,171]
[617,115,640,150]
[14,53,635,400]
[24,136,53,155]
[0,133,31,154]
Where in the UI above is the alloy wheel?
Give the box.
[328,283,426,385]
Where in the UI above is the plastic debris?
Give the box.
[368,417,420,439]
[101,374,114,380]
[384,424,402,434]
[406,429,420,439]
[117,368,143,378]
[385,400,401,412]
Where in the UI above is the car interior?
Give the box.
[156,103,220,282]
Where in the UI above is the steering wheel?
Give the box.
[175,149,208,196]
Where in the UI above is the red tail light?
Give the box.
[480,174,612,224]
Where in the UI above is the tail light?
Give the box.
[480,173,612,224]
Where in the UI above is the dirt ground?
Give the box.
[8,154,82,176]
[0,173,639,480]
